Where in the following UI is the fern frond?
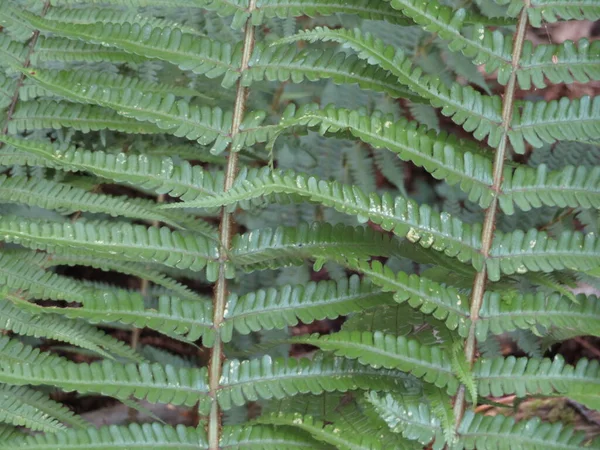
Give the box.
[0,297,142,361]
[221,424,325,449]
[478,292,600,340]
[0,34,27,68]
[42,253,210,302]
[0,385,86,432]
[9,100,163,134]
[46,0,250,28]
[343,260,471,337]
[252,0,411,25]
[518,39,600,89]
[0,359,208,407]
[276,27,504,146]
[0,135,223,202]
[45,6,206,37]
[51,292,215,345]
[0,175,200,230]
[459,410,592,450]
[170,168,485,269]
[475,355,600,409]
[274,105,495,206]
[527,0,600,27]
[0,423,207,449]
[0,250,90,303]
[295,331,458,392]
[245,46,419,101]
[366,391,589,449]
[258,412,412,450]
[230,222,400,272]
[387,0,512,76]
[500,164,600,214]
[0,74,17,109]
[0,216,219,273]
[217,353,416,411]
[0,335,66,366]
[0,386,64,432]
[488,229,600,281]
[510,96,600,154]
[17,68,233,151]
[20,69,202,100]
[10,8,241,83]
[221,275,394,342]
[365,391,442,447]
[33,36,147,64]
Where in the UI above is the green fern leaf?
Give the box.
[230,222,400,272]
[8,100,163,135]
[295,331,458,392]
[365,391,443,446]
[0,73,17,109]
[168,168,485,269]
[273,105,495,206]
[387,0,512,77]
[16,68,233,151]
[52,292,215,345]
[258,412,413,450]
[0,175,201,230]
[0,250,90,303]
[510,96,600,154]
[275,27,504,147]
[221,275,394,342]
[0,385,86,432]
[526,0,600,27]
[45,6,207,38]
[0,423,208,449]
[217,353,417,410]
[478,292,600,340]
[0,216,219,273]
[0,34,27,68]
[488,229,600,281]
[343,260,470,337]
[518,39,600,89]
[367,391,589,450]
[46,0,250,28]
[42,253,210,302]
[0,135,223,202]
[245,45,420,101]
[20,69,202,100]
[500,164,600,214]
[475,355,600,409]
[458,410,592,450]
[220,424,325,449]
[423,385,456,446]
[0,359,208,407]
[252,0,411,25]
[33,36,147,64]
[9,8,241,86]
[0,296,142,361]
[0,335,66,366]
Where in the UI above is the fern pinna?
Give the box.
[0,0,598,448]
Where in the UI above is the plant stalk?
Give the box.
[208,2,257,448]
[452,0,530,431]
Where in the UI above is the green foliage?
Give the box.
[0,0,598,448]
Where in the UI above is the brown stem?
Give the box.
[452,0,530,432]
[207,2,257,448]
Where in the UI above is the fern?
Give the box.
[0,0,599,448]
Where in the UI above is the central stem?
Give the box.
[452,0,530,431]
[207,2,257,448]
